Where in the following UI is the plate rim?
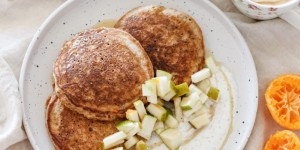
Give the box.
[19,0,258,149]
[19,1,75,149]
[202,0,258,148]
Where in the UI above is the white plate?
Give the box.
[19,0,258,149]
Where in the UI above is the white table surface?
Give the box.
[1,0,300,149]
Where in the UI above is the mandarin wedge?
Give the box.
[264,130,300,150]
[265,74,300,130]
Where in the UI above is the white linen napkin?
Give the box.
[0,56,26,150]
[0,0,64,149]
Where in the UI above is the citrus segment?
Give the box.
[264,130,300,150]
[265,74,300,130]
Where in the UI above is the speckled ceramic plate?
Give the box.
[19,0,258,149]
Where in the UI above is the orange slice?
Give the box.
[265,74,300,130]
[264,130,300,150]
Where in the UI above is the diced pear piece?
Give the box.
[155,128,165,134]
[173,97,183,122]
[134,100,147,120]
[165,114,179,128]
[143,79,158,103]
[126,109,140,122]
[111,147,123,150]
[187,106,210,121]
[116,120,135,133]
[156,70,172,80]
[170,80,176,89]
[191,68,211,83]
[189,84,205,96]
[187,112,200,121]
[205,56,218,73]
[127,122,142,138]
[197,79,210,92]
[101,140,124,150]
[147,95,158,104]
[124,136,139,149]
[142,82,156,97]
[161,89,176,101]
[160,129,182,150]
[156,76,172,97]
[180,93,200,111]
[174,82,189,97]
[137,115,157,140]
[146,104,167,121]
[195,106,210,116]
[189,113,211,129]
[103,131,127,149]
[136,140,148,150]
[207,87,220,101]
[183,101,203,118]
[154,121,165,130]
[199,94,209,104]
[145,79,158,85]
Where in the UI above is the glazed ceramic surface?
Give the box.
[19,0,258,149]
[232,0,300,20]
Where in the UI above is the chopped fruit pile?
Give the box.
[101,56,220,149]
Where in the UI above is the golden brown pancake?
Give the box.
[115,5,205,84]
[54,28,153,121]
[46,94,120,150]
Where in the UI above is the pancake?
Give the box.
[46,93,120,150]
[54,28,153,121]
[115,5,205,84]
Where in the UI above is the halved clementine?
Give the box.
[264,130,300,150]
[265,74,300,130]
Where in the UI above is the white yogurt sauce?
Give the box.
[147,65,236,150]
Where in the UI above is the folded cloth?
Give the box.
[0,56,26,149]
[0,0,65,79]
[0,0,64,149]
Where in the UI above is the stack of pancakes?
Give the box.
[46,5,205,150]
